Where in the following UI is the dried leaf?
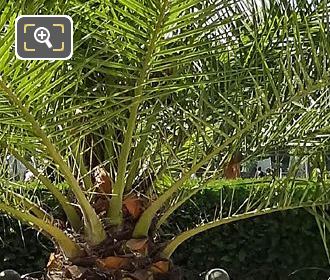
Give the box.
[93,196,109,214]
[150,260,170,274]
[79,269,111,280]
[127,269,153,280]
[47,253,62,271]
[123,195,143,219]
[96,168,112,194]
[72,256,97,267]
[126,239,148,253]
[96,256,129,270]
[65,265,87,279]
[47,253,55,267]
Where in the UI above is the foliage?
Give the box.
[0,217,51,275]
[1,0,330,279]
[164,182,330,279]
[1,185,329,280]
[174,209,329,280]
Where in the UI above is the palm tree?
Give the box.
[1,0,330,279]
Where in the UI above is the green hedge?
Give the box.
[166,186,330,280]
[0,217,51,275]
[173,209,329,280]
[0,182,329,279]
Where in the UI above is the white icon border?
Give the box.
[15,15,73,60]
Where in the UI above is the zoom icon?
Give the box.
[15,15,73,60]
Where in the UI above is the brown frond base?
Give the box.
[46,247,182,280]
[46,207,182,280]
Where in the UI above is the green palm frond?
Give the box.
[0,0,330,256]
[162,178,330,258]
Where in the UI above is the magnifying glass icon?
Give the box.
[34,27,53,49]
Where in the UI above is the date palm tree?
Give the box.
[1,0,330,279]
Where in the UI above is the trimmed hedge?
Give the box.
[173,209,329,280]
[0,217,51,275]
[164,183,330,280]
[0,182,329,279]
